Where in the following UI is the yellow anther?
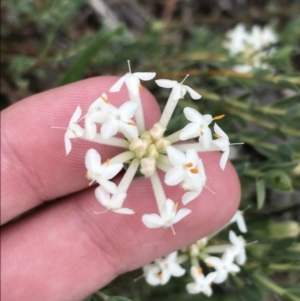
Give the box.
[206,263,213,268]
[101,95,108,103]
[213,133,222,139]
[139,84,142,91]
[185,162,193,168]
[190,168,199,174]
[127,121,136,126]
[157,272,163,279]
[197,268,203,275]
[214,114,225,120]
[105,159,111,166]
[200,131,204,136]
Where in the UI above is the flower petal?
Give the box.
[114,208,135,215]
[125,75,140,96]
[165,168,185,186]
[168,262,186,277]
[185,86,202,99]
[179,123,199,140]
[182,190,201,205]
[186,283,201,294]
[95,186,110,207]
[98,178,117,194]
[134,72,156,81]
[101,163,123,180]
[183,107,202,123]
[142,214,165,228]
[119,101,139,120]
[199,127,212,149]
[101,119,119,140]
[220,150,230,170]
[155,79,176,88]
[109,75,127,92]
[236,212,247,233]
[70,106,82,123]
[166,146,186,167]
[173,208,191,224]
[85,149,101,173]
[64,133,72,155]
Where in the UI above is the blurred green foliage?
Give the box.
[1,0,300,300]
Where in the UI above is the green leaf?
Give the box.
[256,177,266,209]
[107,297,132,301]
[59,27,123,86]
[272,237,295,252]
[264,169,293,192]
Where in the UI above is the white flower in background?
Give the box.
[84,93,109,140]
[109,67,156,97]
[186,267,217,296]
[94,187,134,214]
[180,107,213,149]
[165,146,206,190]
[213,123,230,170]
[224,23,250,56]
[224,23,278,73]
[100,101,139,140]
[143,251,186,286]
[85,149,123,194]
[229,230,246,265]
[142,198,191,232]
[230,210,247,233]
[156,78,201,100]
[64,106,84,155]
[205,249,240,283]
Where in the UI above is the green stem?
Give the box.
[95,291,109,300]
[253,272,300,301]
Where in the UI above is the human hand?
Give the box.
[1,77,240,301]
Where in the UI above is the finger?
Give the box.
[1,77,161,225]
[1,152,240,301]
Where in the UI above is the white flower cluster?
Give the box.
[144,210,250,297]
[224,24,278,73]
[59,61,242,232]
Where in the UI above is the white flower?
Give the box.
[180,107,213,149]
[228,231,246,265]
[186,267,217,296]
[110,71,156,97]
[165,146,206,204]
[212,123,230,170]
[85,149,123,194]
[65,106,84,155]
[100,101,139,140]
[230,210,247,233]
[94,187,134,214]
[224,23,250,56]
[84,93,109,140]
[156,78,201,100]
[205,249,240,283]
[142,198,191,232]
[224,24,278,73]
[143,251,185,286]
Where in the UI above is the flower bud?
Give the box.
[147,144,159,159]
[140,157,156,177]
[149,123,166,140]
[155,138,171,152]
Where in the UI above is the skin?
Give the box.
[1,76,241,301]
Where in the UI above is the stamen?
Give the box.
[245,240,258,246]
[214,114,225,120]
[94,208,110,214]
[206,263,213,268]
[197,268,203,275]
[101,95,108,103]
[105,159,111,166]
[127,121,136,126]
[213,133,222,139]
[170,224,176,236]
[185,162,193,168]
[205,184,216,194]
[51,126,68,130]
[127,60,132,73]
[190,168,199,174]
[139,84,142,91]
[157,272,163,279]
[200,131,204,136]
[181,74,189,84]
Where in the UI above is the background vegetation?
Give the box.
[1,0,300,300]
